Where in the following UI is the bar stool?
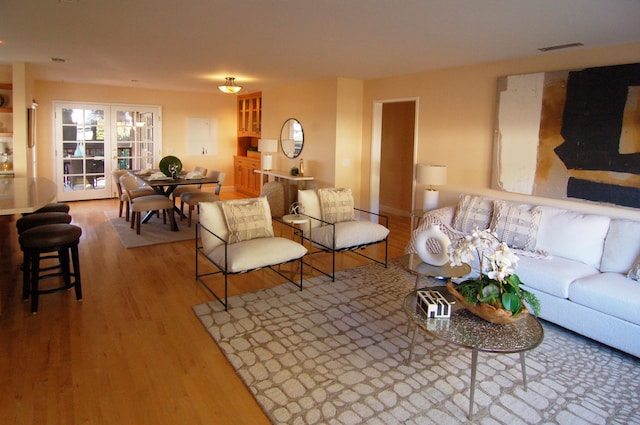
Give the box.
[16,212,73,273]
[16,212,72,233]
[19,223,83,314]
[29,202,70,214]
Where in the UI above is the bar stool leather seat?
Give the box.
[16,212,72,233]
[19,223,83,313]
[32,202,70,214]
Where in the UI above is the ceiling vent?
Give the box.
[51,57,69,63]
[538,42,584,52]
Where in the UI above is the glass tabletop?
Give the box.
[399,253,471,280]
[403,286,544,353]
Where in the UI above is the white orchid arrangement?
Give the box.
[449,229,540,317]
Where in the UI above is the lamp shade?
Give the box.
[258,138,278,153]
[417,164,447,186]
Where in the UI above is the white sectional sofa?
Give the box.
[406,194,640,358]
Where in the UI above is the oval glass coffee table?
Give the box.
[403,286,544,419]
[399,253,471,289]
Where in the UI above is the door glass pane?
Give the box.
[115,110,156,171]
[62,108,106,192]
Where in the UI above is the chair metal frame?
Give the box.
[301,208,389,281]
[195,221,305,310]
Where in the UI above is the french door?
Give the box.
[54,102,161,201]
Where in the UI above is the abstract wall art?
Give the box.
[493,62,640,208]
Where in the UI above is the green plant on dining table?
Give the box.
[448,229,540,317]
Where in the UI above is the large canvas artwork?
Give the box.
[492,62,640,208]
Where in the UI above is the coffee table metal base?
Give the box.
[404,287,543,420]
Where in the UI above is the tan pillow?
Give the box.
[452,194,493,233]
[489,200,541,251]
[317,188,355,223]
[221,198,274,243]
[628,255,640,281]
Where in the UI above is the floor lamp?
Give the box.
[417,164,447,211]
[258,139,278,171]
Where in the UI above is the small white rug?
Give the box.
[194,261,640,425]
[105,209,196,248]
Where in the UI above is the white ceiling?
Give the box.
[1,0,639,94]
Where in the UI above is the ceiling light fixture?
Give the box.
[538,42,584,52]
[218,77,242,94]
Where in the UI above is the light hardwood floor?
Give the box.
[0,193,411,425]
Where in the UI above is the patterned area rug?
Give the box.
[193,261,640,425]
[105,209,195,248]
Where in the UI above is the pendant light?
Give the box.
[218,77,242,94]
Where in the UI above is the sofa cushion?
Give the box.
[568,273,640,326]
[317,188,355,223]
[208,237,307,273]
[199,201,227,254]
[452,194,493,233]
[600,219,640,273]
[221,197,274,243]
[298,189,322,228]
[489,200,541,252]
[516,255,600,299]
[535,207,610,268]
[311,220,389,250]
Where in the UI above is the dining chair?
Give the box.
[119,175,176,234]
[171,166,208,208]
[179,171,226,227]
[111,170,154,221]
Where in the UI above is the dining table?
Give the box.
[0,177,57,216]
[133,171,219,231]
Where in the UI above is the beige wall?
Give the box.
[262,78,338,188]
[362,42,640,220]
[32,81,237,183]
[261,77,365,202]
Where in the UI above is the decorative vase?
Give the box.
[415,224,451,266]
[446,281,529,324]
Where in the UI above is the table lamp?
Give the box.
[258,139,278,171]
[417,164,447,211]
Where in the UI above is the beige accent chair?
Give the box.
[196,197,307,310]
[179,171,226,227]
[111,170,154,221]
[119,175,176,234]
[297,188,390,281]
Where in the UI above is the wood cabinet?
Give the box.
[237,92,261,138]
[234,156,261,197]
[0,83,13,176]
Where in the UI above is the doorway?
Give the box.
[370,98,418,216]
[53,102,161,201]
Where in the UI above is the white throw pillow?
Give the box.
[489,200,541,252]
[221,197,274,243]
[600,219,640,273]
[317,188,355,223]
[452,194,493,233]
[535,207,610,268]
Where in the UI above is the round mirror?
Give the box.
[280,118,304,158]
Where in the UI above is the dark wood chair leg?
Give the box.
[71,243,82,301]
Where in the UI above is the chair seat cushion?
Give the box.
[207,237,307,273]
[131,195,173,211]
[180,191,217,204]
[311,220,390,250]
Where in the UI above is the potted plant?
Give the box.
[447,229,540,324]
